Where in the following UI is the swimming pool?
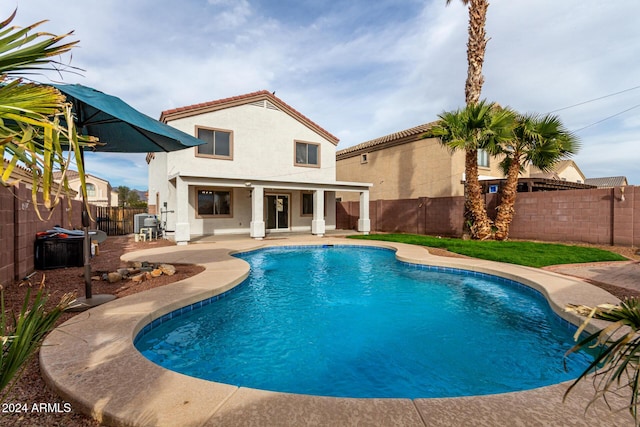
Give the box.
[135,246,592,398]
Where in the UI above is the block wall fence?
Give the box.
[0,183,96,286]
[3,184,637,286]
[337,186,639,247]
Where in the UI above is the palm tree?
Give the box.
[491,113,579,240]
[564,298,640,425]
[446,0,491,237]
[429,100,514,239]
[0,10,93,217]
[446,0,490,105]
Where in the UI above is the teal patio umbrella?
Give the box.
[52,84,204,309]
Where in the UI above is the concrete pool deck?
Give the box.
[40,236,634,426]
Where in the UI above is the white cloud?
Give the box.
[2,0,639,187]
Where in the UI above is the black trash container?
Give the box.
[34,236,84,270]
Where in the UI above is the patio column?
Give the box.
[250,185,265,239]
[312,189,325,236]
[175,176,191,245]
[358,190,370,235]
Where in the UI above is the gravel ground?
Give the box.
[1,235,204,427]
[0,236,637,426]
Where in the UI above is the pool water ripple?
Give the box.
[135,246,592,398]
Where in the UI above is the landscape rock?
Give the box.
[116,268,130,277]
[150,269,163,278]
[159,264,176,276]
[107,272,123,283]
[130,273,146,283]
[129,261,142,269]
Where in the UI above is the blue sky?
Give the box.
[4,0,640,189]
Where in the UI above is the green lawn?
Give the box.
[348,233,627,268]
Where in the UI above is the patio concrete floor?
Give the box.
[40,235,635,426]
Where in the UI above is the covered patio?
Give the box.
[167,174,372,245]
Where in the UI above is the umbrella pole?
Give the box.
[82,207,92,299]
[67,148,116,311]
[81,148,92,298]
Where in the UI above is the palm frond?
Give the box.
[564,297,640,423]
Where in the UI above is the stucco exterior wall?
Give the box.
[164,103,336,183]
[67,175,112,207]
[337,136,527,202]
[149,96,347,238]
[336,138,461,201]
[557,165,585,183]
[148,152,168,220]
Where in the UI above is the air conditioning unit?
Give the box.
[134,213,156,233]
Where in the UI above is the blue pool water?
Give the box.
[135,246,592,398]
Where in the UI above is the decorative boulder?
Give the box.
[130,273,146,283]
[107,272,123,283]
[159,264,176,276]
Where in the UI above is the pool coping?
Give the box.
[40,237,634,426]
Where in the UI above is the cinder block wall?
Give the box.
[337,186,640,247]
[1,183,95,286]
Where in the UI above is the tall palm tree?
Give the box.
[0,10,93,217]
[446,0,490,105]
[429,100,513,240]
[491,113,579,240]
[446,0,491,237]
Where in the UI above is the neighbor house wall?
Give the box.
[336,137,510,202]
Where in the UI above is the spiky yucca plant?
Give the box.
[565,298,640,424]
[0,10,95,218]
[0,277,74,402]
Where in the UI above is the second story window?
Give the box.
[196,127,232,159]
[85,183,96,197]
[478,149,490,168]
[295,141,320,167]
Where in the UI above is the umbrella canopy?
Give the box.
[50,83,204,308]
[52,83,204,152]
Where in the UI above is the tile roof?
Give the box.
[336,121,438,159]
[159,90,339,145]
[584,176,628,188]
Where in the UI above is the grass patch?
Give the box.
[348,233,627,268]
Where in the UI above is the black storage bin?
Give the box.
[34,236,84,270]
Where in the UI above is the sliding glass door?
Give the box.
[265,194,289,230]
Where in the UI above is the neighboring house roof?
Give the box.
[159,90,339,146]
[3,160,78,196]
[336,122,437,160]
[530,160,586,182]
[52,170,111,186]
[481,177,595,192]
[584,176,629,188]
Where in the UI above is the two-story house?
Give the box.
[53,170,118,207]
[335,122,511,202]
[336,122,593,201]
[148,91,371,244]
